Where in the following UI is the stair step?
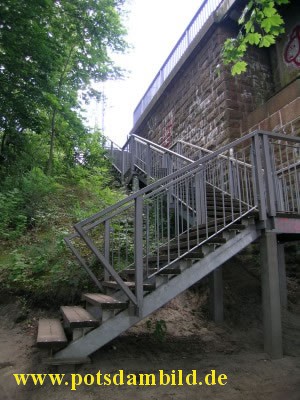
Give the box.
[206,205,245,211]
[179,222,246,240]
[82,293,128,310]
[150,249,204,262]
[102,281,156,291]
[60,306,100,329]
[184,251,205,259]
[157,266,182,275]
[37,318,67,348]
[121,268,157,277]
[121,266,182,277]
[227,223,246,231]
[161,236,226,252]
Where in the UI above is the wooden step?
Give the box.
[102,281,156,292]
[60,306,99,329]
[82,293,128,310]
[37,318,67,348]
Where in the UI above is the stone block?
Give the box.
[280,98,300,125]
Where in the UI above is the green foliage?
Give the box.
[1,231,90,305]
[0,1,128,304]
[0,168,60,239]
[147,319,168,342]
[222,0,289,75]
[0,189,27,239]
[0,0,128,175]
[0,152,126,304]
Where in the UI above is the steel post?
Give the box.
[260,231,283,359]
[277,243,288,309]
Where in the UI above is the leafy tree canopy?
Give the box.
[0,0,128,175]
[222,0,289,75]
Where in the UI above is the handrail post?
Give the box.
[195,170,206,226]
[121,148,125,183]
[252,134,267,221]
[134,196,144,316]
[146,143,152,183]
[104,220,110,281]
[261,134,277,217]
[131,136,136,175]
[228,158,235,198]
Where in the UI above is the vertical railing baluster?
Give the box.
[104,220,110,281]
[167,190,171,265]
[135,196,144,316]
[146,143,151,183]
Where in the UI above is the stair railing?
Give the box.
[66,131,300,315]
[105,134,192,183]
[133,0,223,124]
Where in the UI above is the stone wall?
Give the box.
[132,1,299,150]
[242,79,300,137]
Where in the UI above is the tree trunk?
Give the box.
[46,45,75,176]
[46,107,57,175]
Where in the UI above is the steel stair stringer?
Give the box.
[53,223,260,360]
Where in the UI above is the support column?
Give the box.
[260,231,283,359]
[277,243,288,309]
[209,267,223,324]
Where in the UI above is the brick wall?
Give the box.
[242,79,300,137]
[133,4,299,151]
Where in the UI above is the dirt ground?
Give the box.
[1,258,299,400]
[0,281,299,400]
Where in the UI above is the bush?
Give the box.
[0,189,27,239]
[0,168,61,239]
[0,162,126,303]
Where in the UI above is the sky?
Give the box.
[86,0,203,146]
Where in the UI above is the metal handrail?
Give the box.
[78,131,256,228]
[67,131,300,312]
[133,0,223,124]
[75,130,300,229]
[172,140,253,169]
[105,133,193,183]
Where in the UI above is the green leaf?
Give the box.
[275,0,289,4]
[246,32,262,45]
[231,61,248,76]
[261,14,284,33]
[244,20,253,32]
[259,34,276,47]
[262,4,276,18]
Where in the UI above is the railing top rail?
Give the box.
[76,131,252,229]
[104,137,123,151]
[133,0,223,124]
[174,139,253,169]
[130,134,192,163]
[78,130,300,230]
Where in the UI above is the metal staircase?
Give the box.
[37,130,300,362]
